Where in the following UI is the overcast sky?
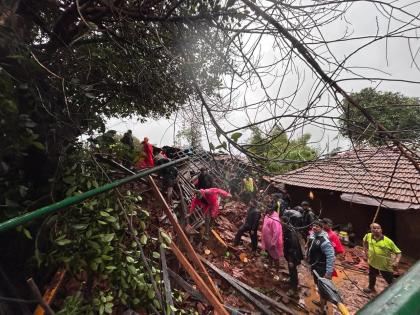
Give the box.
[107,1,420,154]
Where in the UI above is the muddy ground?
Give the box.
[164,199,415,315]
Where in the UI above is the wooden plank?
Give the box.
[201,258,296,315]
[34,269,66,315]
[167,268,205,302]
[148,176,223,302]
[170,242,229,315]
[167,270,253,315]
[200,258,275,315]
[160,243,175,315]
[27,278,55,315]
[211,229,227,248]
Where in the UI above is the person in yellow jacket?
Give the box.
[363,223,401,293]
[241,176,257,204]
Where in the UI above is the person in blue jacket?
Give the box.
[307,220,335,315]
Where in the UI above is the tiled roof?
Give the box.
[268,147,420,205]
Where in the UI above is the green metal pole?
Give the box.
[356,260,420,315]
[0,156,189,233]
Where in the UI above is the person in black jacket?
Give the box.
[195,167,214,189]
[300,201,316,240]
[120,130,134,150]
[155,153,178,213]
[233,198,261,252]
[282,210,304,297]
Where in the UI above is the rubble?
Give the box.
[86,153,416,314]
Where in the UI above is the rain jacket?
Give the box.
[189,188,230,218]
[283,225,303,265]
[325,228,345,255]
[261,211,284,260]
[307,230,335,277]
[136,140,154,168]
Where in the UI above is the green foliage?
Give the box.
[37,147,160,313]
[340,88,420,145]
[90,131,141,163]
[248,126,318,173]
[0,72,50,221]
[176,119,203,150]
[0,0,237,223]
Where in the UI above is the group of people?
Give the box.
[232,194,402,314]
[119,134,402,314]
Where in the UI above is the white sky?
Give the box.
[107,1,420,154]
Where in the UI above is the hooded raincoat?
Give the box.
[262,211,284,260]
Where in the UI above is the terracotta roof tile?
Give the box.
[269,147,420,205]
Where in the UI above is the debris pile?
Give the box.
[36,151,416,315]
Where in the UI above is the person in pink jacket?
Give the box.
[262,208,284,264]
[189,188,231,239]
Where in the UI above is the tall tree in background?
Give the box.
[340,88,420,146]
[247,127,318,174]
[176,119,203,150]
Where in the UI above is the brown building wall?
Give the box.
[284,185,419,258]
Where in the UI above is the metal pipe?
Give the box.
[0,157,189,233]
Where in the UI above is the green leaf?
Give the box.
[106,216,117,223]
[85,92,95,99]
[23,228,32,239]
[100,211,110,217]
[140,234,148,245]
[56,239,71,246]
[65,186,77,196]
[87,240,100,250]
[102,233,115,242]
[152,252,160,259]
[105,266,117,271]
[90,262,98,271]
[126,256,135,263]
[128,265,137,274]
[73,223,88,230]
[215,141,227,150]
[160,231,171,245]
[104,303,113,314]
[230,132,242,142]
[147,289,156,299]
[32,141,45,150]
[140,221,146,231]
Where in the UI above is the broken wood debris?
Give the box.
[201,257,296,315]
[148,175,223,302]
[159,235,175,315]
[27,278,55,315]
[201,258,276,315]
[167,268,205,303]
[170,242,229,315]
[33,269,66,315]
[167,268,253,315]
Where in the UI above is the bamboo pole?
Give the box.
[148,176,223,302]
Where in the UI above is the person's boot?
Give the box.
[363,287,376,294]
